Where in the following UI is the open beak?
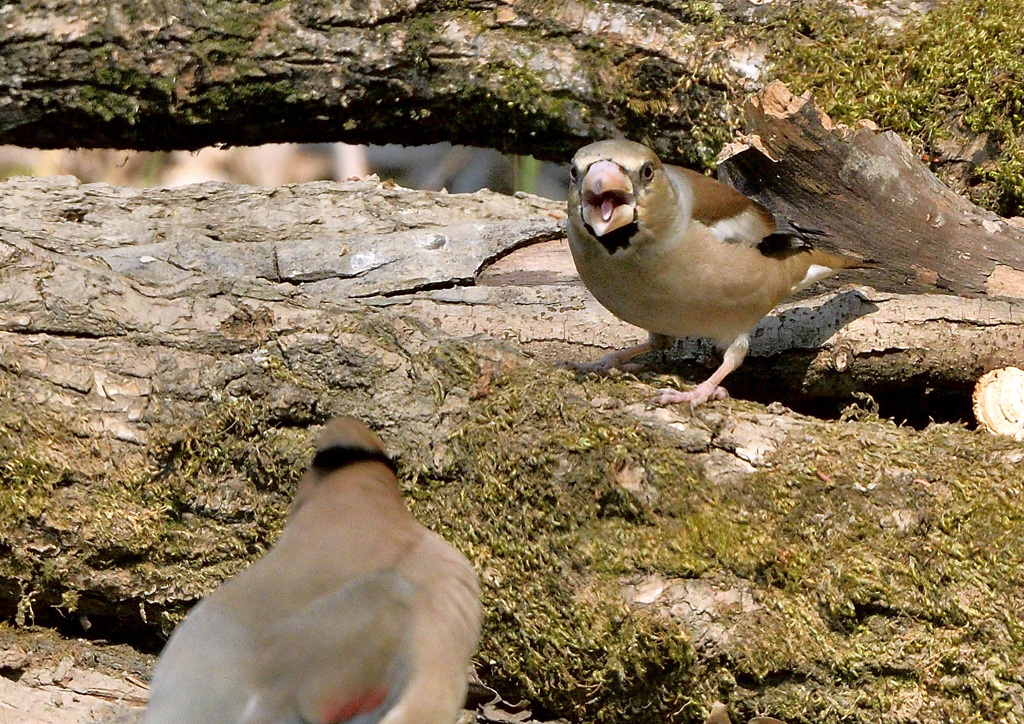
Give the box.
[580,160,636,238]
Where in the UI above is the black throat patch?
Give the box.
[312,444,398,476]
[585,221,639,254]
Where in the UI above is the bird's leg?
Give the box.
[656,334,749,408]
[562,339,655,373]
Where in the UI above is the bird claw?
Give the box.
[559,352,628,373]
[654,383,729,408]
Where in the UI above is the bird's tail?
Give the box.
[810,249,878,271]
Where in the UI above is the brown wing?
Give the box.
[671,166,777,247]
[671,166,872,272]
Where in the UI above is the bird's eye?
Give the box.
[641,162,655,181]
[569,164,578,183]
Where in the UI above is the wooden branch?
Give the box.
[0,1,763,163]
[417,238,1024,421]
[717,82,1024,299]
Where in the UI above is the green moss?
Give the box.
[769,0,1024,214]
[81,48,177,125]
[709,420,1024,721]
[406,359,699,722]
[387,5,737,164]
[72,0,295,135]
[0,370,309,629]
[1,337,1022,722]
[185,80,300,127]
[613,56,739,168]
[399,348,1024,723]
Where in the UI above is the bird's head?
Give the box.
[291,416,399,511]
[568,140,675,253]
[302,416,397,485]
[315,416,388,459]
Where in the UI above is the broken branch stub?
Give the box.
[717,82,1024,300]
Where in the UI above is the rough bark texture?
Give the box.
[2,21,1024,716]
[718,83,1024,300]
[0,0,769,165]
[1,173,1023,724]
[1,172,1022,423]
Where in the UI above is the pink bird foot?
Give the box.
[655,381,729,408]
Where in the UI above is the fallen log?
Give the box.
[2,173,1022,428]
[1,170,1023,724]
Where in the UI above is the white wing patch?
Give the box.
[707,208,771,247]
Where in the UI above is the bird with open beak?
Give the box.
[145,416,481,724]
[566,139,871,407]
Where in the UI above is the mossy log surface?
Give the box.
[9,0,1024,220]
[0,0,762,165]
[0,174,1022,724]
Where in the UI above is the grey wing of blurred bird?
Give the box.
[241,571,415,724]
[145,604,257,724]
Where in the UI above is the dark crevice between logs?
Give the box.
[644,354,975,429]
[0,580,169,655]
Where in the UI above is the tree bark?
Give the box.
[2,3,1023,722]
[0,0,770,164]
[718,82,1024,299]
[1,171,1021,426]
[1,174,1023,724]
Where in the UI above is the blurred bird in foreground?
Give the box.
[146,416,481,724]
[703,700,786,724]
[566,139,871,407]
